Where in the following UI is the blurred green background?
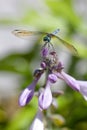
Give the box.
[0,0,87,130]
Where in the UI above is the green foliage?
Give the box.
[6,97,37,130]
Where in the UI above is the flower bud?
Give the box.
[48,74,58,83]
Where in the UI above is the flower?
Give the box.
[38,74,58,110]
[57,71,80,91]
[30,108,44,130]
[56,71,87,100]
[76,81,87,100]
[19,68,44,107]
[38,81,52,110]
[19,78,39,107]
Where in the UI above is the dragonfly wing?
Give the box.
[12,30,48,39]
[53,35,78,55]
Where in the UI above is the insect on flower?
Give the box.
[12,29,78,56]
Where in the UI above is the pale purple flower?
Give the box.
[39,82,52,110]
[77,81,87,100]
[57,71,80,91]
[38,74,57,110]
[56,71,87,100]
[19,78,38,107]
[19,68,44,107]
[30,109,44,130]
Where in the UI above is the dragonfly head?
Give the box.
[43,35,51,43]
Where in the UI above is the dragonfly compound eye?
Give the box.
[43,36,51,42]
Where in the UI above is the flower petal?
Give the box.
[57,71,80,91]
[77,81,87,100]
[19,79,38,106]
[39,83,52,110]
[30,109,44,130]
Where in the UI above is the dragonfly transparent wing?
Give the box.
[53,35,78,55]
[12,30,48,39]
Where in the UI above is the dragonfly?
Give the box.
[12,29,78,55]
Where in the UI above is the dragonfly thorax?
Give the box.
[43,35,51,43]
